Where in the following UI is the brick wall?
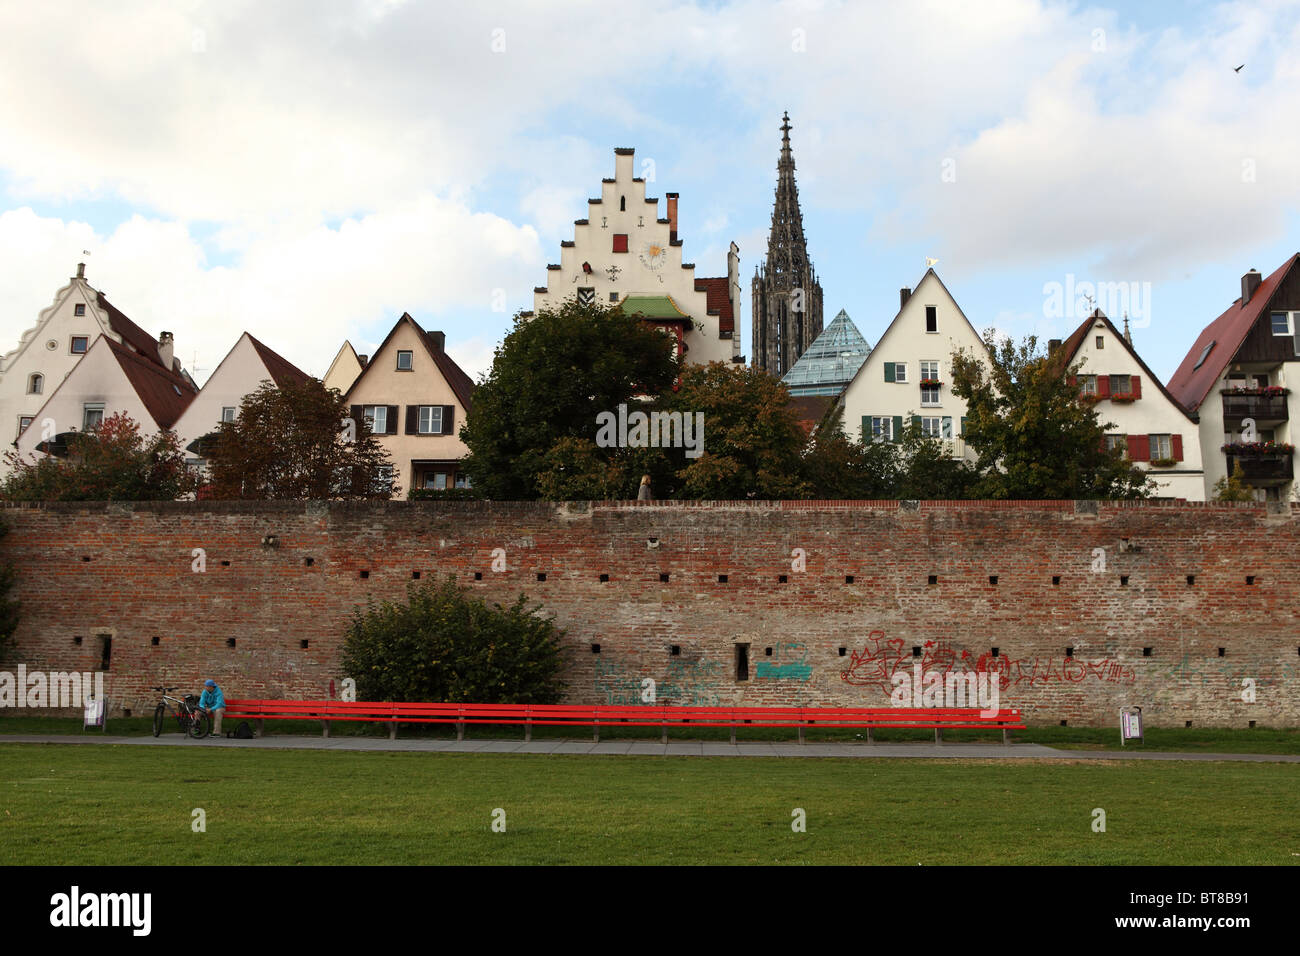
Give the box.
[4,499,1299,727]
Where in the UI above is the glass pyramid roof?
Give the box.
[781,309,871,396]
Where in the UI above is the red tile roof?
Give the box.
[246,334,312,388]
[1167,255,1299,413]
[96,292,164,368]
[694,277,734,334]
[104,336,197,429]
[343,313,475,412]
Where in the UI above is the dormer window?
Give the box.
[71,336,89,354]
[396,350,413,371]
[27,373,42,395]
[74,304,85,316]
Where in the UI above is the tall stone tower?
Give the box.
[752,112,823,377]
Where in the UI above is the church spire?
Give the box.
[753,112,823,376]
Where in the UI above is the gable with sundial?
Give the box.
[528,147,741,366]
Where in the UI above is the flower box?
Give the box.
[1110,393,1136,403]
[1149,457,1176,468]
[1220,441,1296,455]
[919,379,943,387]
[1220,386,1289,397]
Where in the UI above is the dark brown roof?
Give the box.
[96,292,164,368]
[694,277,734,334]
[246,334,312,388]
[1053,310,1194,421]
[343,313,475,412]
[104,336,197,428]
[1167,255,1300,412]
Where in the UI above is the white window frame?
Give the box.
[221,407,237,423]
[1104,434,1127,456]
[83,403,105,431]
[1079,374,1097,395]
[893,362,908,383]
[920,361,940,380]
[418,406,443,435]
[920,385,940,407]
[1150,434,1172,460]
[363,405,387,434]
[396,350,413,370]
[1270,312,1292,336]
[454,473,471,489]
[870,417,894,442]
[920,416,942,438]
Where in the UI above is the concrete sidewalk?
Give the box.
[3,733,1299,762]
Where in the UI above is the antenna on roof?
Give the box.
[190,349,207,379]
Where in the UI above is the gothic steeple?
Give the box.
[753,112,823,377]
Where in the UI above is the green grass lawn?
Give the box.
[1,743,1297,864]
[4,715,1299,753]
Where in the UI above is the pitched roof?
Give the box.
[620,295,691,320]
[781,308,871,394]
[1167,255,1300,413]
[788,394,835,436]
[104,336,197,428]
[96,292,164,368]
[1053,309,1194,421]
[344,313,475,412]
[247,333,312,388]
[693,277,735,334]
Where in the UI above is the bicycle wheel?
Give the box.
[153,703,165,737]
[188,710,211,739]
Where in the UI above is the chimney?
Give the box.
[157,331,174,370]
[427,331,445,352]
[900,287,911,309]
[357,354,368,367]
[75,263,86,280]
[1242,268,1261,306]
[727,242,741,354]
[666,193,679,243]
[1048,338,1062,354]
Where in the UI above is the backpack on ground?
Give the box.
[226,721,255,739]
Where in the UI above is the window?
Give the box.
[220,407,237,423]
[423,471,449,490]
[609,292,619,302]
[735,643,750,682]
[74,304,86,316]
[1109,374,1130,395]
[1079,375,1097,395]
[363,405,387,434]
[890,362,908,383]
[613,234,629,253]
[396,350,413,370]
[1193,341,1215,370]
[1104,434,1128,456]
[376,465,394,493]
[1095,336,1104,349]
[17,416,33,438]
[454,473,472,489]
[925,306,937,333]
[870,417,894,441]
[71,336,89,354]
[1149,434,1172,459]
[27,373,42,395]
[83,404,104,431]
[920,361,940,380]
[921,417,942,438]
[921,384,940,406]
[1271,312,1292,336]
[418,406,443,434]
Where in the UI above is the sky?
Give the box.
[1,0,1298,388]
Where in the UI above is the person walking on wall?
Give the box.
[638,474,653,501]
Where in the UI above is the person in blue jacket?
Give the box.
[198,679,226,738]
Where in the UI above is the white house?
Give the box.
[841,268,992,456]
[171,332,311,469]
[13,333,197,461]
[323,340,365,396]
[1054,310,1204,500]
[529,147,740,366]
[1,264,188,468]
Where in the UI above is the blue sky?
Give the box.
[2,0,1298,386]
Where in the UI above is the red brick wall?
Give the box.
[4,499,1299,726]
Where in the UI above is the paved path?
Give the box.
[3,734,1299,762]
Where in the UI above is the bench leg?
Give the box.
[1002,727,1009,746]
[457,721,464,742]
[322,721,330,738]
[662,724,667,745]
[525,721,531,743]
[934,727,942,745]
[257,719,265,738]
[866,726,873,744]
[593,724,599,743]
[798,725,805,745]
[729,726,736,745]
[389,721,397,741]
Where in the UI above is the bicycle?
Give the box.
[151,686,211,739]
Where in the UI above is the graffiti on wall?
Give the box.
[756,642,812,681]
[593,657,722,706]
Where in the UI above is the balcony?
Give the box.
[1222,390,1289,426]
[1224,452,1294,485]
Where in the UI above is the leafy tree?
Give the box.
[660,362,811,499]
[534,436,635,500]
[0,413,197,501]
[460,299,680,499]
[340,578,566,704]
[0,519,20,662]
[1212,462,1256,502]
[801,404,900,498]
[205,379,396,499]
[893,417,980,499]
[950,333,1151,499]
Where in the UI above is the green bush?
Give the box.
[339,578,565,704]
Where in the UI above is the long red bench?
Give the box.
[223,699,1024,744]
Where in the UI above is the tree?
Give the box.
[660,362,812,499]
[340,578,566,704]
[800,404,900,499]
[893,417,980,499]
[205,379,396,499]
[1212,462,1256,502]
[950,333,1151,499]
[0,413,197,501]
[459,299,680,499]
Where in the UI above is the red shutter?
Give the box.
[613,234,628,253]
[1172,435,1183,461]
[1097,376,1111,398]
[1130,376,1141,399]
[1128,435,1149,461]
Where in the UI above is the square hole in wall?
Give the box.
[1249,720,1256,729]
[474,572,483,581]
[912,646,921,658]
[1142,647,1152,657]
[845,575,854,584]
[1119,575,1129,586]
[991,648,1000,658]
[591,643,601,654]
[1186,575,1195,586]
[304,557,314,567]
[1065,647,1074,658]
[1218,647,1226,657]
[1059,720,1068,727]
[927,574,937,585]
[718,574,728,583]
[838,647,846,657]
[537,572,547,582]
[778,574,788,584]
[989,575,998,585]
[659,573,669,583]
[412,571,421,580]
[1246,575,1256,585]
[300,639,309,649]
[81,555,91,562]
[599,573,609,583]
[221,560,230,567]
[226,638,236,648]
[359,570,369,579]
[151,636,160,647]
[765,647,773,656]
[670,645,681,656]
[1185,720,1192,728]
[74,636,82,645]
[1052,575,1061,586]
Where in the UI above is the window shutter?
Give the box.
[405,405,417,435]
[892,415,903,443]
[1097,376,1111,398]
[884,362,895,383]
[442,405,455,435]
[861,416,871,442]
[1172,434,1184,461]
[960,416,967,438]
[612,234,628,253]
[350,405,362,432]
[1130,376,1141,399]
[1129,435,1149,461]
[386,405,398,435]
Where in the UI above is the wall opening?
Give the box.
[735,644,749,681]
[98,634,111,671]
